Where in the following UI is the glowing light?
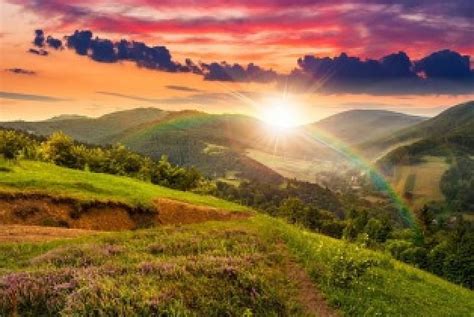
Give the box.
[260,97,299,130]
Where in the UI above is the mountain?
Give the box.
[363,101,474,158]
[373,101,474,209]
[0,108,167,144]
[106,111,325,182]
[310,109,426,145]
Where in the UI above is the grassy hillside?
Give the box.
[364,101,474,158]
[390,156,449,208]
[1,215,473,316]
[0,108,168,144]
[1,157,473,315]
[0,159,246,211]
[312,109,426,145]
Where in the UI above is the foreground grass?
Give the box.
[0,220,305,316]
[262,217,474,316]
[1,216,473,316]
[0,160,247,211]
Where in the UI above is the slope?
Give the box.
[311,109,426,145]
[363,100,474,158]
[374,101,474,208]
[0,108,168,144]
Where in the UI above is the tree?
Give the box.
[41,131,83,168]
[0,130,34,160]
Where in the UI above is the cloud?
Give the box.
[96,91,161,103]
[286,50,474,95]
[28,48,48,56]
[46,35,63,49]
[30,29,474,95]
[201,62,279,82]
[166,85,202,93]
[5,68,36,75]
[0,91,66,102]
[414,50,472,79]
[33,29,45,47]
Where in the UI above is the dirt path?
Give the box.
[285,258,339,317]
[0,225,100,243]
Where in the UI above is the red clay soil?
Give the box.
[0,193,250,231]
[154,198,250,225]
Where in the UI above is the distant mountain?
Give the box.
[310,109,426,145]
[373,101,474,209]
[106,111,321,182]
[0,108,167,144]
[370,101,474,157]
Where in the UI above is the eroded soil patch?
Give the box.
[0,193,250,232]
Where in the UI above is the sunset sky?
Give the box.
[0,0,473,122]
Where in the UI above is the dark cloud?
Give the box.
[414,50,472,79]
[287,50,474,95]
[166,85,202,93]
[0,91,66,102]
[5,68,36,75]
[28,48,48,56]
[201,62,279,82]
[46,35,63,49]
[62,30,275,80]
[33,29,44,47]
[30,29,474,95]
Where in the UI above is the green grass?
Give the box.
[391,156,449,208]
[0,160,247,211]
[263,217,474,316]
[1,158,473,316]
[1,216,473,316]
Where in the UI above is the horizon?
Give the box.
[0,103,441,125]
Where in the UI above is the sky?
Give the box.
[0,0,473,122]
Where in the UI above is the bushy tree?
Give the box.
[40,132,84,168]
[0,130,35,160]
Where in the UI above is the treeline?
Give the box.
[441,155,474,211]
[210,180,396,243]
[0,129,201,191]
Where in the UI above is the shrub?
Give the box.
[327,247,378,288]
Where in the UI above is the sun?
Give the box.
[260,97,299,130]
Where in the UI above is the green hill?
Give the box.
[0,108,168,144]
[373,101,474,209]
[363,100,474,158]
[0,160,473,316]
[311,109,426,145]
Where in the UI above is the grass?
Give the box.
[0,160,247,211]
[1,158,473,316]
[263,217,474,316]
[246,149,338,183]
[391,155,449,208]
[0,220,307,316]
[1,216,473,316]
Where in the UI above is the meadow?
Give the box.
[1,216,473,316]
[0,159,246,212]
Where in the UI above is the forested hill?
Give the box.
[0,108,168,144]
[310,109,426,145]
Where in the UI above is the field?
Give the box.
[246,149,338,183]
[390,156,450,208]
